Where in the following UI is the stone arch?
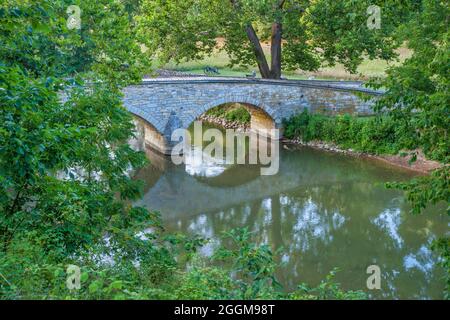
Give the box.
[187,95,281,135]
[127,105,165,134]
[132,114,171,155]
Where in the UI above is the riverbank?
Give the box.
[284,138,441,174]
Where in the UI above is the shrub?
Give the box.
[0,227,367,300]
[205,104,251,124]
[225,107,251,124]
[283,110,416,155]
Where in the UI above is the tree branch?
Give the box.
[270,22,282,79]
[7,182,27,217]
[245,24,271,78]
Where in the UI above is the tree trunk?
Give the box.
[245,24,271,79]
[270,22,282,79]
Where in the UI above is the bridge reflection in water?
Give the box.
[132,123,448,300]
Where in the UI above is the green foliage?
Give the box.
[302,0,416,72]
[386,168,449,216]
[137,0,410,75]
[0,227,367,300]
[384,1,449,295]
[0,0,157,297]
[211,228,282,299]
[0,0,150,256]
[370,1,449,164]
[225,107,251,124]
[173,228,366,300]
[0,224,184,299]
[285,1,449,293]
[303,0,450,239]
[367,0,449,222]
[283,110,415,155]
[205,105,228,118]
[368,2,449,293]
[0,0,148,85]
[289,268,367,300]
[431,238,450,300]
[206,104,251,124]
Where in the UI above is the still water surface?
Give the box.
[134,123,448,299]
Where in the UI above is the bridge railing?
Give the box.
[139,77,384,95]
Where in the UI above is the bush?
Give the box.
[205,105,227,118]
[225,107,251,124]
[205,104,251,124]
[283,110,416,155]
[0,227,367,300]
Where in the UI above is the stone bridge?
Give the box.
[123,77,382,154]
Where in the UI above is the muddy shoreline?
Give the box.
[283,138,441,174]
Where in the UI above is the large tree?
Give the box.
[138,0,414,79]
[0,0,151,254]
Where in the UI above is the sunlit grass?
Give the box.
[155,46,411,80]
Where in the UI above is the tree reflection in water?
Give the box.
[134,126,448,299]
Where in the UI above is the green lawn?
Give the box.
[157,46,411,80]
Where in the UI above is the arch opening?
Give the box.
[195,102,277,135]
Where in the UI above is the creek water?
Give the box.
[133,122,448,299]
